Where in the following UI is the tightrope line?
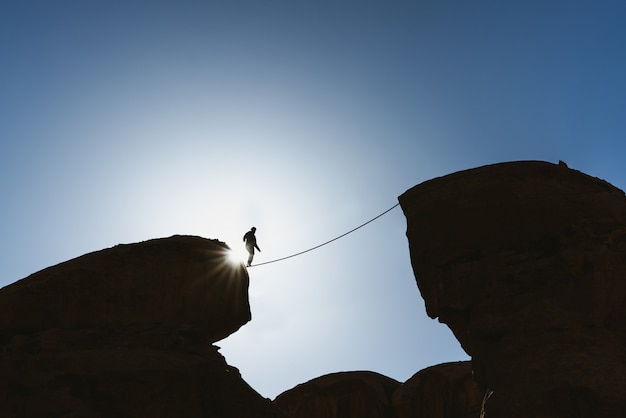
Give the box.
[248,202,400,268]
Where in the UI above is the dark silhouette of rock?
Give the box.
[392,361,483,418]
[274,363,483,418]
[0,235,250,342]
[0,235,287,418]
[399,161,626,417]
[274,371,400,418]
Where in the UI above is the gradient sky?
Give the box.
[2,0,625,399]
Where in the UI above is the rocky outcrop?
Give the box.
[274,371,400,418]
[393,362,483,418]
[274,363,482,418]
[0,235,287,417]
[0,235,250,343]
[399,161,626,417]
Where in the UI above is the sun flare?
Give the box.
[226,246,248,266]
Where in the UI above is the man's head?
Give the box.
[251,227,256,232]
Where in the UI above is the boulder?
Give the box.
[0,235,250,343]
[399,161,626,417]
[274,371,400,418]
[392,361,483,418]
[0,235,287,417]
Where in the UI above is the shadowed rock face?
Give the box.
[274,371,400,418]
[399,161,626,417]
[0,235,287,418]
[1,235,250,343]
[392,362,483,418]
[274,363,482,418]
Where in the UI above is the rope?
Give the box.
[248,202,400,268]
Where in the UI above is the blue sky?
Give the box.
[2,0,625,399]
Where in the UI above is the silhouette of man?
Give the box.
[243,227,261,267]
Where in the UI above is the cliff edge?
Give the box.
[399,161,626,417]
[0,235,286,417]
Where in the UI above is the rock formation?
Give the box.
[273,362,483,418]
[392,362,483,418]
[274,371,400,418]
[0,235,287,418]
[8,160,625,417]
[399,161,626,417]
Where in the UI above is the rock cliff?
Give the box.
[399,161,626,417]
[0,235,287,418]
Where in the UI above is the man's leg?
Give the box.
[247,246,254,266]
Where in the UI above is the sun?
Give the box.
[226,246,248,266]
